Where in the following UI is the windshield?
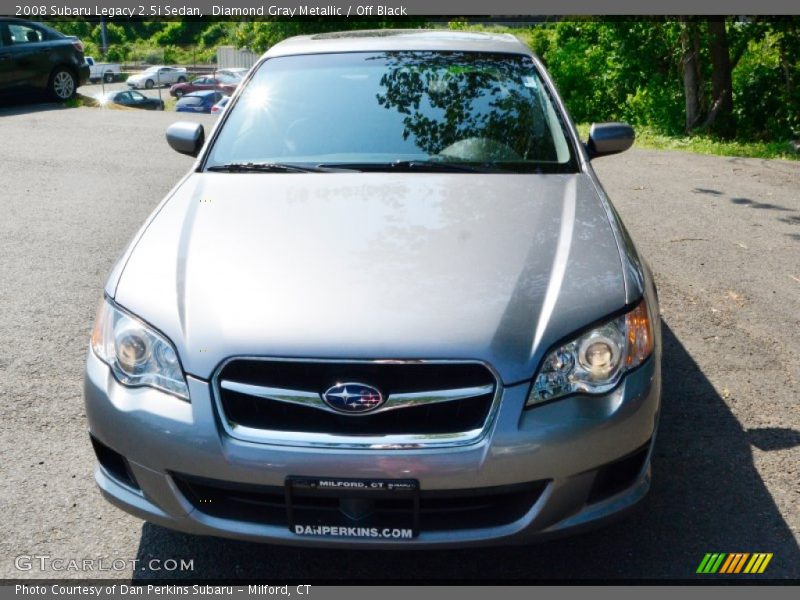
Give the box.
[205,51,577,173]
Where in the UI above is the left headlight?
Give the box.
[91,297,189,400]
[527,300,654,407]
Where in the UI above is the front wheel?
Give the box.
[145,79,154,89]
[49,68,76,101]
[174,89,184,98]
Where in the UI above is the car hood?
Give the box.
[114,172,627,383]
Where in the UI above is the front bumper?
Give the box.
[84,350,660,548]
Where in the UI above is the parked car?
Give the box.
[0,17,89,100]
[169,74,238,98]
[86,31,660,548]
[126,65,187,89]
[100,90,164,111]
[174,90,224,113]
[85,56,120,83]
[210,95,230,115]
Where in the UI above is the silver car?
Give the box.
[85,30,661,547]
[126,65,187,89]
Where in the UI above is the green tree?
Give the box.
[233,20,426,53]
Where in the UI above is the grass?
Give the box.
[67,94,101,108]
[575,123,799,161]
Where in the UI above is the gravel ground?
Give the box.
[0,103,797,581]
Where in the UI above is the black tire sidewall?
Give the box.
[145,79,154,89]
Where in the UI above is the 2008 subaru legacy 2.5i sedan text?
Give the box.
[85,30,661,547]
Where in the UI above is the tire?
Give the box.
[145,79,154,89]
[177,76,187,83]
[174,89,184,98]
[104,72,114,83]
[48,68,77,101]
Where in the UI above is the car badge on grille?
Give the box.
[323,383,385,414]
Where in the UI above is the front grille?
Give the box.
[215,359,497,437]
[173,473,548,532]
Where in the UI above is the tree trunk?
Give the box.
[707,18,736,138]
[681,21,704,133]
[778,24,796,99]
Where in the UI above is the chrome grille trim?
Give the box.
[219,380,495,417]
[220,381,321,409]
[211,357,502,450]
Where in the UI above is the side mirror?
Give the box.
[586,122,635,159]
[166,122,205,157]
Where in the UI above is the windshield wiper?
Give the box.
[392,160,492,173]
[316,160,496,173]
[206,162,354,173]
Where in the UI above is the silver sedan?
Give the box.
[85,30,660,548]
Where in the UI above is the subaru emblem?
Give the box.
[323,383,385,414]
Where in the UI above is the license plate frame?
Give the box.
[286,476,420,540]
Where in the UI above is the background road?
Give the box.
[0,104,798,580]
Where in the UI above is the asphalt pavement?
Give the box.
[0,102,797,580]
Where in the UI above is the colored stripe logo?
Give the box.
[697,553,773,574]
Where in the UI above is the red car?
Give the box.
[169,74,238,98]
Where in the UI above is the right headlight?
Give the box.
[91,297,189,400]
[527,301,654,407]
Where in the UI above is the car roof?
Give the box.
[264,29,532,59]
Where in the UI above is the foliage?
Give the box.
[230,19,427,51]
[732,26,800,139]
[50,19,429,64]
[49,18,800,147]
[52,20,233,64]
[519,18,800,143]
